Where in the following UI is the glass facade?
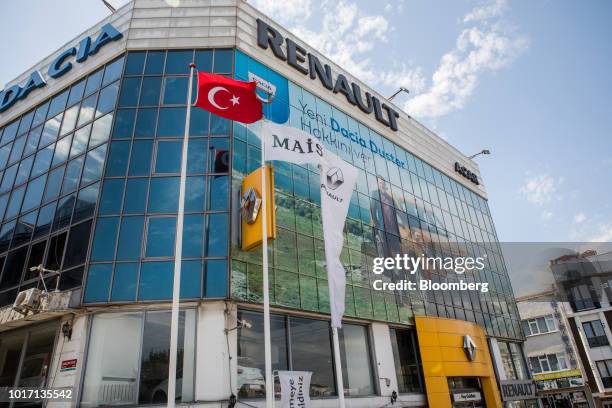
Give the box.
[230,51,522,340]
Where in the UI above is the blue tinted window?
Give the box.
[78,94,97,127]
[84,264,112,302]
[138,261,173,300]
[32,102,49,128]
[105,141,130,177]
[148,177,179,213]
[91,217,119,261]
[187,139,206,173]
[118,77,141,107]
[31,144,55,177]
[52,135,72,167]
[146,217,176,257]
[206,213,228,257]
[22,174,47,212]
[13,210,36,248]
[102,56,125,87]
[0,165,17,194]
[1,121,19,145]
[183,214,203,257]
[155,141,182,173]
[73,181,100,222]
[166,50,193,74]
[157,108,186,137]
[48,89,69,118]
[128,140,152,177]
[185,176,205,212]
[123,178,148,214]
[214,49,233,73]
[67,79,86,107]
[125,52,145,75]
[117,216,144,260]
[96,82,119,117]
[0,144,11,169]
[85,69,103,96]
[61,157,84,195]
[81,144,107,185]
[34,201,55,238]
[209,175,228,210]
[0,194,8,221]
[111,263,138,301]
[90,113,113,147]
[8,135,26,164]
[134,108,157,138]
[194,50,213,72]
[5,185,25,220]
[0,221,15,252]
[205,259,227,297]
[140,76,162,105]
[210,115,229,136]
[181,260,201,298]
[145,51,165,74]
[163,77,188,105]
[70,124,90,158]
[23,126,42,157]
[17,111,35,136]
[112,109,136,139]
[53,193,75,230]
[189,108,209,136]
[61,105,79,136]
[208,138,229,172]
[99,178,124,215]
[15,156,34,186]
[41,115,62,146]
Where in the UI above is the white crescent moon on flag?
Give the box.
[208,86,230,110]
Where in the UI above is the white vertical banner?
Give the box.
[259,120,357,327]
[279,371,312,408]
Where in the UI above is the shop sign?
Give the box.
[455,162,479,185]
[453,391,482,402]
[60,359,77,372]
[0,24,122,113]
[279,371,312,408]
[533,369,582,381]
[500,380,536,402]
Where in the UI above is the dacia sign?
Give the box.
[0,24,122,113]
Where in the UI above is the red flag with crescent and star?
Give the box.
[194,72,262,124]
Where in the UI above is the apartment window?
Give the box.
[528,353,568,374]
[390,328,423,393]
[81,310,196,406]
[583,320,609,347]
[596,360,612,388]
[236,310,375,399]
[522,314,556,336]
[570,284,597,311]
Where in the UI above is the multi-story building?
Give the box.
[552,251,612,408]
[518,289,594,407]
[0,1,535,407]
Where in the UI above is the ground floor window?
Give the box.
[236,309,376,399]
[389,328,423,393]
[81,310,196,406]
[0,322,57,407]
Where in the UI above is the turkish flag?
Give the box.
[194,72,262,124]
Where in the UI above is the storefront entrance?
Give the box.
[449,377,487,408]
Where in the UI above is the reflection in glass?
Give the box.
[73,182,100,222]
[78,94,98,127]
[145,217,176,258]
[117,216,144,261]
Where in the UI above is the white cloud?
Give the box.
[519,174,558,205]
[541,211,554,221]
[589,224,612,242]
[463,0,507,23]
[405,24,527,118]
[573,212,587,224]
[248,0,312,24]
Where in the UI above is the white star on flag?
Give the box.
[230,95,240,105]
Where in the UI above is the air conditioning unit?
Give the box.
[13,288,43,315]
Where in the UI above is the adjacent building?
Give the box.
[0,1,531,407]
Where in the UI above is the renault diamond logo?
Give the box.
[463,335,477,361]
[240,187,262,224]
[326,167,344,190]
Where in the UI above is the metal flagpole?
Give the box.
[167,62,196,408]
[260,118,274,408]
[332,327,346,408]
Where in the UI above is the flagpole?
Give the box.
[260,119,274,408]
[332,326,346,408]
[167,62,195,408]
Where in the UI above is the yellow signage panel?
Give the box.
[533,369,582,381]
[241,165,276,251]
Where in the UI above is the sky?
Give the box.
[1,0,611,245]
